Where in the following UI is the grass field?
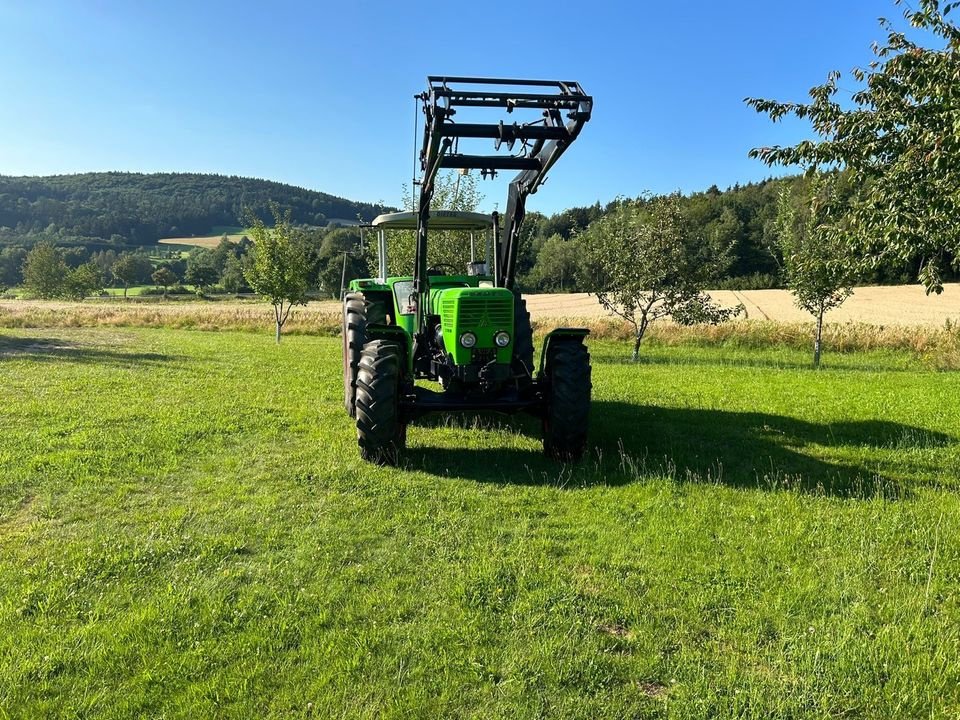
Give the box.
[1,326,959,718]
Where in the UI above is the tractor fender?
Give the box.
[538,328,590,377]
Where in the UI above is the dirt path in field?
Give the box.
[524,284,960,326]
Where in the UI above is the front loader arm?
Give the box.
[416,77,593,292]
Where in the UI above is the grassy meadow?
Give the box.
[1,324,959,718]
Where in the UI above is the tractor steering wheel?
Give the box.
[426,263,461,276]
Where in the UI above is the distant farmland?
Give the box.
[525,283,960,327]
[158,233,248,249]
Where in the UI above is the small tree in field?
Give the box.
[584,195,742,360]
[111,254,151,298]
[151,266,178,297]
[184,250,219,296]
[22,242,68,299]
[773,178,858,367]
[244,203,310,343]
[63,262,103,301]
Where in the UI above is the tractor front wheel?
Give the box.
[542,341,591,461]
[355,340,406,465]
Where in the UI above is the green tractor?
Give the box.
[342,77,593,464]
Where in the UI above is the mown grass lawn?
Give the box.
[1,328,958,719]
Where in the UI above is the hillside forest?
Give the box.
[0,170,952,297]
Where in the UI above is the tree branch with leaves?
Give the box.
[746,0,960,293]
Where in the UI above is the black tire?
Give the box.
[512,292,535,380]
[542,341,591,461]
[343,292,387,417]
[355,340,406,465]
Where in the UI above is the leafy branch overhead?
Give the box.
[746,0,960,293]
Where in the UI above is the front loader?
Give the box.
[343,76,593,464]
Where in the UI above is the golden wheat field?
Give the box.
[525,284,960,326]
[1,285,958,332]
[0,299,342,334]
[158,234,248,249]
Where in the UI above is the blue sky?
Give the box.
[0,0,899,214]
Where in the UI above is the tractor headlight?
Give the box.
[494,331,511,347]
[459,332,477,348]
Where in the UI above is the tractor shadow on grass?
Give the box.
[0,335,176,366]
[406,402,956,498]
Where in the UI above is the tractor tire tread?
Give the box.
[343,292,387,417]
[355,340,406,465]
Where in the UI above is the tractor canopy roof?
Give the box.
[371,210,493,231]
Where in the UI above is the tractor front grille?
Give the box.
[442,294,513,330]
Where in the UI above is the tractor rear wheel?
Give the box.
[343,292,387,417]
[355,340,406,465]
[512,292,535,380]
[542,341,591,461]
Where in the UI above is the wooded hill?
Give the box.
[0,172,390,248]
[0,171,944,291]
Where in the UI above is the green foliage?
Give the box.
[1,327,959,717]
[313,227,369,298]
[774,180,858,318]
[244,203,311,342]
[385,172,485,276]
[0,247,28,290]
[583,195,742,359]
[151,266,178,295]
[184,250,219,295]
[525,234,583,291]
[0,172,389,248]
[111,254,154,297]
[774,177,860,366]
[63,262,104,301]
[746,0,960,292]
[22,242,68,299]
[220,256,249,295]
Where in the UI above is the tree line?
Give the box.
[4,223,370,301]
[2,171,952,296]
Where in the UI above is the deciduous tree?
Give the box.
[22,242,68,299]
[111,254,153,298]
[583,195,742,360]
[773,178,859,367]
[151,266,178,297]
[63,262,104,301]
[244,203,310,343]
[220,256,249,295]
[184,250,219,296]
